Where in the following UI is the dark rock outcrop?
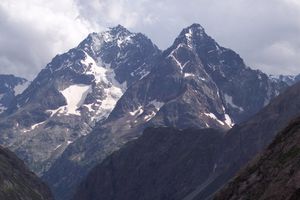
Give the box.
[0,146,53,200]
[214,117,300,200]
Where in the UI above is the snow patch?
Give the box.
[185,28,193,48]
[129,106,144,116]
[117,36,133,47]
[80,52,127,121]
[264,86,273,106]
[144,111,156,122]
[60,84,92,116]
[224,94,244,112]
[169,54,184,72]
[149,100,164,111]
[14,81,30,95]
[31,121,45,130]
[224,114,234,127]
[0,105,7,113]
[167,44,186,73]
[184,73,195,78]
[46,107,64,117]
[22,121,45,133]
[204,112,225,126]
[54,144,62,151]
[84,104,94,112]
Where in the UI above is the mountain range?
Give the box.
[0,23,298,200]
[39,24,289,200]
[270,74,300,86]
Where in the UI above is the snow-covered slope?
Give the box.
[0,25,161,174]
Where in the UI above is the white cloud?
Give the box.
[0,0,94,79]
[0,0,300,79]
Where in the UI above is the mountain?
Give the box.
[0,74,29,113]
[72,127,223,200]
[214,117,300,200]
[0,25,161,174]
[71,81,300,200]
[188,81,300,199]
[43,24,288,200]
[0,145,53,200]
[270,74,300,86]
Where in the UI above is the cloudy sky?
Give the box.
[0,0,300,79]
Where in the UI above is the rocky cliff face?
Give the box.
[43,24,288,200]
[189,82,300,200]
[214,117,300,200]
[72,127,223,200]
[0,145,53,200]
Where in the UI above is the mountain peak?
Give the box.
[108,24,131,36]
[77,25,136,55]
[187,23,205,31]
[170,23,208,49]
[181,23,206,37]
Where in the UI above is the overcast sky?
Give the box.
[0,0,300,80]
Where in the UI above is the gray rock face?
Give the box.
[0,145,53,200]
[0,74,29,114]
[43,24,288,200]
[214,118,300,200]
[0,25,161,175]
[72,127,223,200]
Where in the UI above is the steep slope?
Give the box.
[188,82,300,199]
[174,24,286,123]
[69,81,300,200]
[0,25,161,174]
[72,127,223,200]
[43,24,287,200]
[0,74,29,113]
[0,145,53,200]
[214,117,300,200]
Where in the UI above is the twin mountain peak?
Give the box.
[0,23,294,200]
